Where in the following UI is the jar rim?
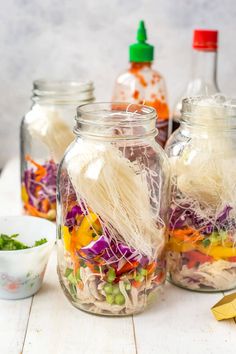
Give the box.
[33,79,94,96]
[75,102,157,139]
[182,95,236,118]
[76,102,157,123]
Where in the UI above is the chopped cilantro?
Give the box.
[0,233,48,251]
[202,238,211,247]
[34,238,47,247]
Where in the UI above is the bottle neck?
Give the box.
[190,49,219,90]
[129,62,152,71]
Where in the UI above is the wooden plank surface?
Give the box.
[0,297,32,354]
[22,250,136,354]
[134,283,236,354]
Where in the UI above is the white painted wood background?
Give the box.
[0,159,235,354]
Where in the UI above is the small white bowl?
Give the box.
[0,215,56,300]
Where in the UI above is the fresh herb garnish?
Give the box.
[0,234,48,251]
[33,238,47,247]
[202,238,211,247]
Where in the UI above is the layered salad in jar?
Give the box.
[167,97,236,291]
[57,142,168,315]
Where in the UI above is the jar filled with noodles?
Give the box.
[166,96,236,292]
[20,80,94,220]
[57,102,169,315]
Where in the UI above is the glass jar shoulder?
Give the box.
[165,126,191,158]
[61,136,169,167]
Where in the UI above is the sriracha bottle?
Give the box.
[112,20,170,147]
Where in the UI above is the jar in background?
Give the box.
[57,102,169,315]
[20,80,94,220]
[166,96,236,292]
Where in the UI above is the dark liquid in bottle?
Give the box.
[171,119,180,132]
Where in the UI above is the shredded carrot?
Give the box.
[77,281,84,290]
[24,202,47,218]
[117,260,139,275]
[170,227,204,242]
[146,261,157,275]
[86,261,96,273]
[154,272,164,284]
[25,155,47,181]
[41,198,50,213]
[132,90,139,100]
[132,280,142,288]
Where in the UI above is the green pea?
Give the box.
[139,268,148,276]
[112,285,120,295]
[125,282,131,291]
[104,283,113,295]
[134,273,144,282]
[75,269,81,281]
[67,273,77,285]
[106,294,114,304]
[115,293,125,305]
[65,268,73,277]
[107,268,116,283]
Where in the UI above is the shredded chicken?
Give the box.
[169,252,236,291]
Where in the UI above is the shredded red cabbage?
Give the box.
[169,204,233,234]
[65,204,85,230]
[79,234,149,266]
[23,160,57,211]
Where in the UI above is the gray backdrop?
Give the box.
[0,0,235,167]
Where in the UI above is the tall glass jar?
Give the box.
[20,80,94,221]
[57,102,169,315]
[166,96,236,292]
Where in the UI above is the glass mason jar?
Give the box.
[166,96,236,292]
[57,102,169,315]
[20,80,94,221]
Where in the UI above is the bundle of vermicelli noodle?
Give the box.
[27,105,74,162]
[68,142,165,259]
[171,97,236,212]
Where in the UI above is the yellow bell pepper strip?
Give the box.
[197,244,236,260]
[62,226,71,252]
[76,212,100,247]
[168,237,195,253]
[169,235,236,260]
[21,186,29,203]
[63,212,102,253]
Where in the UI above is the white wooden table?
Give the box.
[0,159,235,354]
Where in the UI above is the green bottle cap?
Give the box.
[129,20,154,62]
